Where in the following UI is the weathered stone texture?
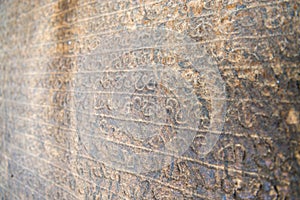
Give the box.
[0,0,299,199]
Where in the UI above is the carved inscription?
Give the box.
[0,0,299,199]
[75,28,226,173]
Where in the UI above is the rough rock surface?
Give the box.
[0,0,299,199]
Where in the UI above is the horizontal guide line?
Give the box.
[0,0,163,48]
[1,146,127,200]
[0,167,45,200]
[6,102,219,134]
[7,113,268,178]
[24,67,175,75]
[11,61,299,75]
[0,152,80,200]
[26,88,224,101]
[1,32,295,59]
[4,99,279,140]
[0,0,58,24]
[22,12,214,46]
[0,179,20,200]
[6,131,267,199]
[3,107,273,143]
[0,0,290,55]
[0,0,286,52]
[1,0,159,30]
[5,141,200,199]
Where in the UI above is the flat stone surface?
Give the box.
[0,0,299,199]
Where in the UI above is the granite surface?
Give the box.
[0,0,299,199]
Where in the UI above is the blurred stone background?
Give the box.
[0,0,299,199]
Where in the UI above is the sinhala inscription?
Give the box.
[75,27,226,173]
